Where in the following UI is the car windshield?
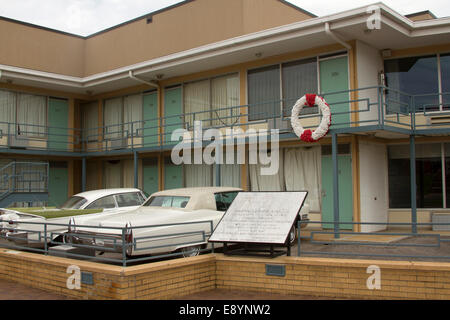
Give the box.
[144,196,190,208]
[59,196,88,209]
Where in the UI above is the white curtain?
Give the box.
[214,163,241,188]
[249,153,285,191]
[81,102,98,142]
[17,93,46,137]
[124,94,142,136]
[104,161,122,188]
[104,97,122,139]
[211,74,239,126]
[284,147,321,212]
[123,159,135,188]
[184,80,210,127]
[0,90,16,137]
[184,164,213,187]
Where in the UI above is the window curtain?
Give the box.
[85,161,98,191]
[81,102,98,142]
[249,153,285,191]
[184,80,210,127]
[184,164,213,187]
[0,90,16,137]
[17,93,46,137]
[213,163,241,188]
[104,97,123,139]
[104,161,122,188]
[282,58,318,116]
[284,147,322,212]
[211,74,239,126]
[124,94,142,137]
[122,159,135,188]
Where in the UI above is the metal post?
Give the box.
[122,228,127,267]
[332,133,340,239]
[133,151,138,189]
[410,135,417,234]
[81,157,86,192]
[215,142,221,187]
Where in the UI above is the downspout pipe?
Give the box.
[325,22,352,50]
[128,70,159,89]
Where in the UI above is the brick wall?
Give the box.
[1,248,450,300]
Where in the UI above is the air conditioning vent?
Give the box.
[108,138,127,150]
[427,115,450,125]
[9,136,29,149]
[432,212,450,231]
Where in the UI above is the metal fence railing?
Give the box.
[0,217,215,267]
[297,220,450,261]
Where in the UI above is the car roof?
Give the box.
[150,187,242,197]
[73,188,142,202]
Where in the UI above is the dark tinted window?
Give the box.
[215,191,239,211]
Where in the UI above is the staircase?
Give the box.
[0,161,49,208]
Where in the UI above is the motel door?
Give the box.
[319,55,350,129]
[163,86,182,144]
[48,98,69,151]
[143,92,158,147]
[48,161,68,207]
[143,158,159,196]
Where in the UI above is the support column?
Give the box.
[332,133,340,239]
[81,157,86,192]
[215,142,221,187]
[410,135,417,234]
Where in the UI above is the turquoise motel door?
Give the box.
[319,56,350,129]
[48,162,68,207]
[164,87,183,145]
[321,154,353,230]
[143,92,158,148]
[48,98,69,151]
[143,158,159,196]
[164,158,183,190]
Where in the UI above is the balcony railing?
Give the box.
[0,86,449,154]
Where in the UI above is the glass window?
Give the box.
[59,196,87,209]
[81,102,98,142]
[248,65,281,121]
[384,56,439,113]
[441,53,450,109]
[86,195,117,209]
[214,191,239,211]
[145,196,190,208]
[17,93,47,137]
[115,192,145,207]
[282,58,318,116]
[124,94,142,136]
[388,144,443,208]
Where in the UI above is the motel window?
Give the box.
[183,73,239,128]
[441,53,450,108]
[384,55,443,113]
[0,90,47,138]
[388,144,443,208]
[81,101,98,142]
[248,57,319,121]
[103,93,142,139]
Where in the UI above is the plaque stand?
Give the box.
[222,242,291,258]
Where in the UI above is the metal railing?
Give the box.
[297,220,450,261]
[0,218,215,267]
[1,86,450,154]
[0,162,49,200]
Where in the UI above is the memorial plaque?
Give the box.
[209,191,307,245]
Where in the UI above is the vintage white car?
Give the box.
[66,187,309,258]
[0,188,147,247]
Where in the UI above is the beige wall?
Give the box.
[0,19,85,77]
[0,0,313,77]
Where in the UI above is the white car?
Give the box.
[0,188,147,247]
[67,187,310,258]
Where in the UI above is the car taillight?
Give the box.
[125,223,133,255]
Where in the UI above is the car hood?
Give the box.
[73,206,205,231]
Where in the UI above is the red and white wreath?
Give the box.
[290,94,331,143]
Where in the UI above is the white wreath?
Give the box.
[290,94,331,142]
